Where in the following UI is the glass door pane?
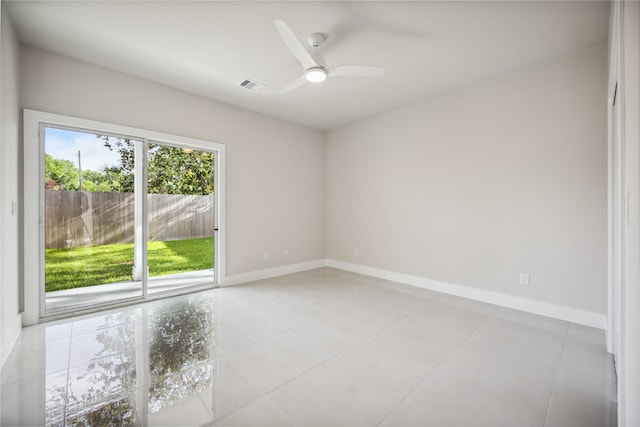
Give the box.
[146,142,215,295]
[44,127,144,313]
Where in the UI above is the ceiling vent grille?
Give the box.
[240,79,266,92]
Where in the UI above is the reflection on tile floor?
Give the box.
[1,268,617,426]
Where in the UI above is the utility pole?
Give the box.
[77,150,83,191]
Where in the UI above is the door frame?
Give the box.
[23,109,226,325]
[606,0,621,360]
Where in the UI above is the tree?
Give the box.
[147,144,214,195]
[44,153,127,192]
[100,137,135,193]
[102,138,214,195]
[44,153,79,190]
[44,137,214,195]
[81,170,116,192]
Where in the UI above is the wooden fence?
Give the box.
[45,190,214,248]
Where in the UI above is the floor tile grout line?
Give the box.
[215,317,302,359]
[542,321,571,427]
[216,299,412,426]
[263,394,299,427]
[259,295,490,426]
[219,346,369,426]
[212,284,457,426]
[374,307,497,427]
[183,370,216,419]
[233,273,418,320]
[63,322,76,423]
[211,345,316,425]
[278,285,437,360]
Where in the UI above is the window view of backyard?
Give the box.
[45,238,214,292]
[44,127,215,312]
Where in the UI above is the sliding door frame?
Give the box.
[23,109,226,325]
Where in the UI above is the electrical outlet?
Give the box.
[283,249,289,257]
[264,251,270,261]
[519,273,530,286]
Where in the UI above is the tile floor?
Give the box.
[1,268,617,426]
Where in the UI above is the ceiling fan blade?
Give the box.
[274,20,318,70]
[277,74,308,94]
[329,65,385,77]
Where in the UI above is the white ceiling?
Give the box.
[6,1,609,131]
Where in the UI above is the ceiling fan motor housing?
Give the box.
[308,33,325,49]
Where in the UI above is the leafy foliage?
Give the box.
[97,138,214,195]
[148,144,214,196]
[45,136,214,195]
[67,398,136,427]
[100,137,136,193]
[79,169,119,192]
[147,298,215,411]
[56,298,215,425]
[45,153,80,190]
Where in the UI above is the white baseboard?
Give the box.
[1,313,22,370]
[222,259,328,287]
[327,259,606,329]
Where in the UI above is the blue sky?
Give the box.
[45,127,121,171]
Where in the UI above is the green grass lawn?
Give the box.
[45,237,214,292]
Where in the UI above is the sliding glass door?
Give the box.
[41,125,217,315]
[146,142,215,295]
[44,127,144,312]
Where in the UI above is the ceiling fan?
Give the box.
[274,19,385,94]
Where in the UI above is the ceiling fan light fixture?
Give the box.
[305,67,327,83]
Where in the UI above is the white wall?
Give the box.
[327,46,607,319]
[1,2,22,368]
[20,45,326,278]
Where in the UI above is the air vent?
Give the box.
[240,79,266,92]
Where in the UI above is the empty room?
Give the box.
[1,0,639,426]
